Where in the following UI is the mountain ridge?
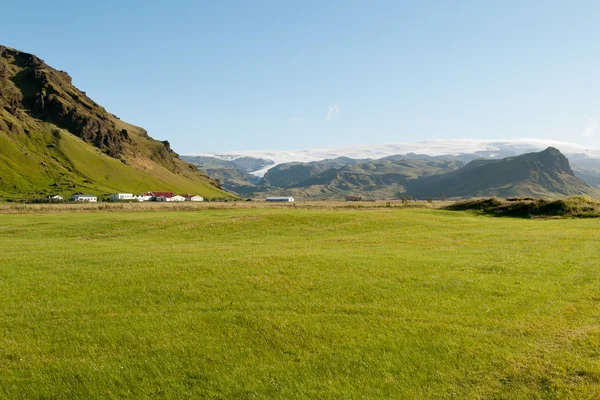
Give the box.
[187,139,600,178]
[406,147,596,199]
[0,45,232,200]
[184,147,600,200]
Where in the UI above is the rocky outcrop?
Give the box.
[0,46,130,157]
[537,147,574,175]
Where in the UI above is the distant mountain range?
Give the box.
[0,45,232,200]
[182,146,600,200]
[185,139,600,177]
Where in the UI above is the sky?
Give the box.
[2,0,600,153]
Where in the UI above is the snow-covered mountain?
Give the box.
[185,139,600,177]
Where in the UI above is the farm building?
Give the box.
[345,195,363,202]
[183,195,204,202]
[142,192,175,201]
[47,195,63,201]
[110,193,135,201]
[266,197,295,202]
[155,194,185,202]
[70,194,97,202]
[138,193,153,201]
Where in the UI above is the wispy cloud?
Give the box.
[583,119,597,137]
[326,105,341,121]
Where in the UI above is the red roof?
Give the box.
[145,192,174,198]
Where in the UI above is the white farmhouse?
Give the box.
[171,195,186,202]
[110,193,135,201]
[265,197,295,202]
[70,194,97,202]
[183,195,204,202]
[138,193,153,201]
[47,195,63,201]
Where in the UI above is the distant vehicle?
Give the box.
[265,197,294,202]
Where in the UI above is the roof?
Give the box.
[183,194,202,198]
[145,192,174,198]
[266,197,294,200]
[73,194,96,197]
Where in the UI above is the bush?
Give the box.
[445,196,600,218]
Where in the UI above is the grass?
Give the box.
[1,207,600,398]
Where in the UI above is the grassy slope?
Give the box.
[0,119,229,199]
[0,46,233,200]
[1,208,600,398]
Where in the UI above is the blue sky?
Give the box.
[2,0,599,153]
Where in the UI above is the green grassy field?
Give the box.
[1,207,600,398]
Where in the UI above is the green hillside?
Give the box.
[0,45,233,200]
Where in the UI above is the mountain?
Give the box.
[566,154,600,189]
[188,148,600,200]
[405,147,600,199]
[0,45,232,200]
[184,155,463,199]
[181,155,272,194]
[188,139,600,178]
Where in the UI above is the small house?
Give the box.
[171,195,186,202]
[47,195,63,201]
[70,194,97,202]
[138,193,153,202]
[146,192,175,201]
[183,195,204,202]
[266,197,295,202]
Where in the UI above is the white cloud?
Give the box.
[583,119,597,137]
[326,105,341,121]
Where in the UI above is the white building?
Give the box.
[138,193,153,201]
[171,195,186,202]
[156,196,172,202]
[70,194,97,202]
[110,193,135,201]
[266,197,295,202]
[47,195,63,201]
[183,195,204,202]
